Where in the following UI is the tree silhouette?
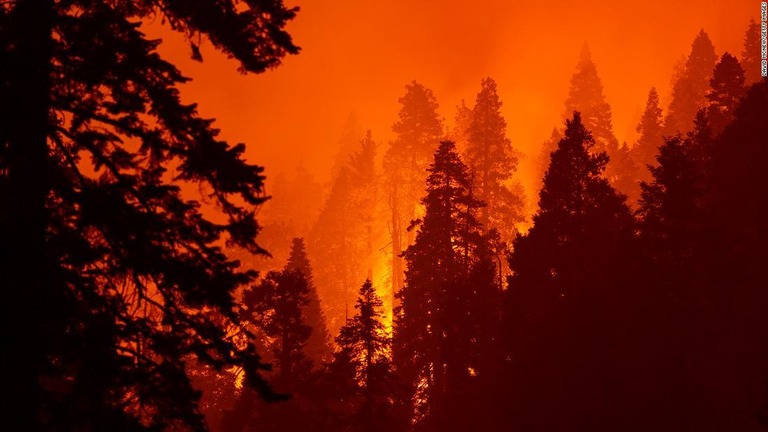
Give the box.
[348,130,379,281]
[286,237,333,366]
[564,45,620,159]
[704,80,768,431]
[309,132,378,335]
[243,269,312,386]
[706,52,746,135]
[395,141,500,431]
[225,268,316,432]
[685,110,716,185]
[309,169,358,333]
[630,106,724,430]
[328,280,397,432]
[638,135,704,248]
[664,29,718,135]
[632,87,664,184]
[0,0,297,428]
[383,81,444,303]
[464,77,526,242]
[631,78,768,432]
[505,112,635,431]
[740,19,762,85]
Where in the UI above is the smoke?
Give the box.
[148,0,755,192]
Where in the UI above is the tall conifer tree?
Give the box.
[395,141,500,431]
[664,30,718,135]
[706,52,746,135]
[563,45,620,158]
[464,77,525,241]
[740,19,762,85]
[383,82,443,303]
[0,1,298,428]
[505,112,634,431]
[286,237,333,366]
[632,87,665,183]
[330,280,397,432]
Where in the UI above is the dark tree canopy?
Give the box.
[286,237,332,366]
[506,112,635,431]
[638,135,702,241]
[629,79,768,432]
[241,268,312,383]
[0,0,298,429]
[223,268,315,432]
[396,141,501,431]
[3,4,768,431]
[330,279,398,432]
[706,52,746,135]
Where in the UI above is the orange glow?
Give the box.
[143,0,755,346]
[146,0,752,191]
[371,249,394,332]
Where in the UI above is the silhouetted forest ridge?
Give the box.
[0,2,766,431]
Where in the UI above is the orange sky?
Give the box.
[148,0,756,194]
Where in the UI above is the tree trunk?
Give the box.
[390,182,402,306]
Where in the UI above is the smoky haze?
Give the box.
[149,0,754,193]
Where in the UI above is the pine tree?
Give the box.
[286,237,333,366]
[331,280,397,432]
[710,80,768,254]
[740,19,762,85]
[243,269,313,385]
[308,168,360,334]
[505,112,635,431]
[706,52,746,135]
[383,81,443,303]
[510,111,633,309]
[634,130,711,431]
[226,268,318,432]
[348,130,379,280]
[395,141,500,431]
[631,81,768,431]
[464,77,526,242]
[632,87,664,183]
[0,1,298,428]
[563,45,620,159]
[664,29,718,135]
[705,79,768,431]
[637,133,706,273]
[310,132,378,335]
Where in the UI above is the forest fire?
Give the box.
[1,0,767,431]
